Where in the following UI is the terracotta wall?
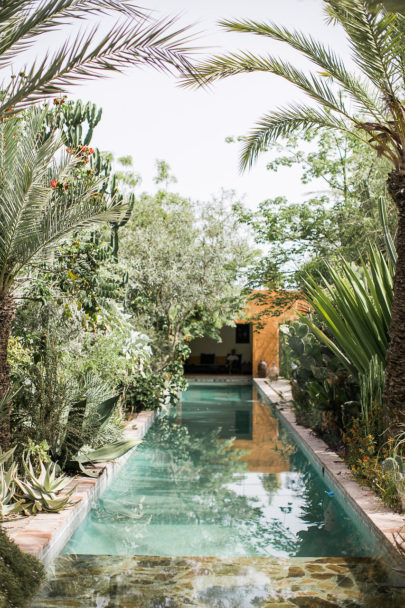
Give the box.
[246,291,308,377]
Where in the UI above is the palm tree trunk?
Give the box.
[384,171,405,436]
[0,293,14,450]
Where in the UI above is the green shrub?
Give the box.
[282,320,359,443]
[0,526,44,607]
[343,419,401,511]
[125,372,166,412]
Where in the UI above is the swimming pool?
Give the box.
[33,384,405,607]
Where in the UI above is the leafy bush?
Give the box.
[302,246,393,394]
[281,320,358,443]
[125,372,166,412]
[0,526,44,608]
[343,419,401,511]
[63,311,152,392]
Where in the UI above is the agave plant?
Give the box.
[73,439,142,477]
[302,246,393,377]
[0,447,22,519]
[23,457,72,495]
[15,457,76,515]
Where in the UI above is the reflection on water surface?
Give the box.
[33,385,405,606]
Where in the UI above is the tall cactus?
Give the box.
[43,99,102,148]
[110,187,135,262]
[44,99,135,264]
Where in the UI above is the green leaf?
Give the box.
[302,245,393,376]
[96,394,120,427]
[75,439,142,464]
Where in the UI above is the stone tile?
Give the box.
[33,554,405,608]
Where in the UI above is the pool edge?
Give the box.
[3,410,156,567]
[254,377,405,573]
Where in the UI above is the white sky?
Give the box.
[40,0,351,207]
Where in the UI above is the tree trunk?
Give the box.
[0,293,14,450]
[384,170,405,436]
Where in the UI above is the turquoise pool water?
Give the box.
[64,385,376,559]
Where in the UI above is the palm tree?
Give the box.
[183,0,405,435]
[0,107,126,448]
[0,0,194,119]
[0,1,195,449]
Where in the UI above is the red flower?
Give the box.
[66,147,71,153]
[89,148,94,154]
[84,157,89,163]
[64,183,69,190]
[82,146,87,152]
[50,180,58,188]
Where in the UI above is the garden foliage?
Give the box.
[0,526,44,608]
[0,101,251,481]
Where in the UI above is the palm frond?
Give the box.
[0,108,127,292]
[219,18,386,122]
[324,0,403,100]
[0,5,196,118]
[183,52,347,113]
[0,1,147,69]
[239,104,375,171]
[181,51,363,134]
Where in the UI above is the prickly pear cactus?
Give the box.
[282,320,358,434]
[286,320,332,387]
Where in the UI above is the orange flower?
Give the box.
[50,180,58,188]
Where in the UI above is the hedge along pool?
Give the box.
[33,384,405,607]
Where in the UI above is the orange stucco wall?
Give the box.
[245,291,308,376]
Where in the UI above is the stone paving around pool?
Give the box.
[32,554,405,607]
[254,378,405,570]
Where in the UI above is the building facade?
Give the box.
[184,291,308,376]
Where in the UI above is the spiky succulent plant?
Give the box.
[15,457,76,515]
[0,447,22,519]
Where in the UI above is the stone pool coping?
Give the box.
[2,409,156,566]
[186,374,252,385]
[254,377,405,569]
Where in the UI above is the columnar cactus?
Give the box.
[110,189,135,262]
[44,100,102,147]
